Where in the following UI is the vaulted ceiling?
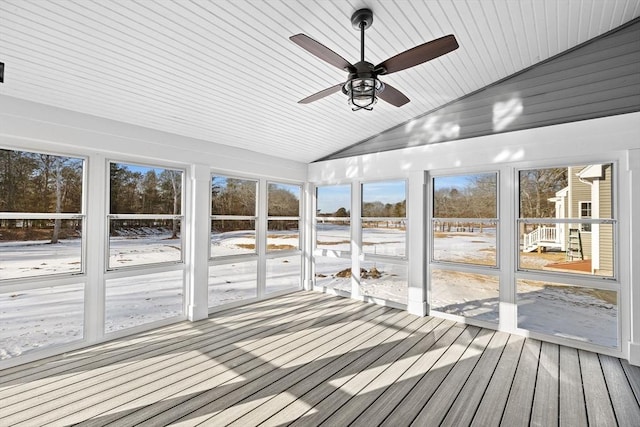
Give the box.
[1,0,639,163]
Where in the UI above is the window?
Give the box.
[580,201,592,232]
[210,175,257,257]
[315,185,351,252]
[0,149,85,280]
[430,172,499,323]
[516,163,618,348]
[105,162,185,332]
[314,185,351,293]
[432,173,498,266]
[517,164,614,277]
[359,180,408,305]
[0,148,86,359]
[209,175,258,307]
[108,162,183,269]
[361,180,406,257]
[266,182,302,294]
[267,182,301,252]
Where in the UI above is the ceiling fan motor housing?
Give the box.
[351,8,374,30]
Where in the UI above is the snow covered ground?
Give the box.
[0,226,619,361]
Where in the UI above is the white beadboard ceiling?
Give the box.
[1,0,639,163]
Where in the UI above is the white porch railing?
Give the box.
[523,226,562,252]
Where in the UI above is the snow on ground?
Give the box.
[0,226,619,361]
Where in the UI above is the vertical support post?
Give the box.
[187,164,210,321]
[85,153,106,342]
[351,181,362,300]
[407,170,427,316]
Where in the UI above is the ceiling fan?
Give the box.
[290,8,459,111]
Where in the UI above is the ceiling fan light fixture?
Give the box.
[343,77,383,111]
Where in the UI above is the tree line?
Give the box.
[0,150,183,242]
[109,163,182,238]
[433,169,567,232]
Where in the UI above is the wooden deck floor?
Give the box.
[1,291,639,426]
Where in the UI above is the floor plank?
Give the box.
[580,349,618,426]
[621,359,640,405]
[559,346,588,427]
[439,331,511,426]
[470,334,526,426]
[530,341,560,427]
[410,328,494,426]
[500,338,542,426]
[0,291,638,427]
[600,354,640,426]
[380,325,482,426]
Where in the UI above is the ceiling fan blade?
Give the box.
[378,82,410,107]
[298,83,344,104]
[290,34,354,71]
[376,34,458,75]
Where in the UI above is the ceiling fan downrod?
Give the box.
[351,8,373,63]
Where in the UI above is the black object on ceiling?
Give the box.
[290,8,458,111]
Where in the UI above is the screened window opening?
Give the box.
[517,163,618,349]
[210,176,257,258]
[361,180,406,258]
[267,182,301,252]
[108,162,183,270]
[0,149,85,280]
[315,185,351,252]
[518,164,614,278]
[432,173,498,267]
[430,172,499,323]
[209,175,259,307]
[0,148,86,359]
[314,185,351,293]
[266,182,302,294]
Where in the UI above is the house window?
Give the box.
[430,172,499,323]
[580,201,592,232]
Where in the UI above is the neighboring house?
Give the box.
[549,164,613,275]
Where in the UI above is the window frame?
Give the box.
[430,171,500,270]
[579,200,593,232]
[209,174,258,261]
[516,162,617,281]
[106,160,185,271]
[0,148,88,283]
[266,181,302,254]
[360,179,408,260]
[514,160,620,350]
